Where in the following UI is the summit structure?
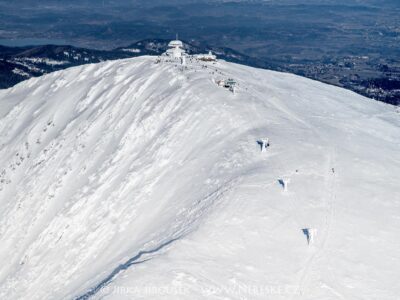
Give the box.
[165,38,186,58]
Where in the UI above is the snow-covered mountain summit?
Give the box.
[0,56,399,299]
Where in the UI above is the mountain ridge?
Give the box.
[2,39,398,106]
[0,56,399,299]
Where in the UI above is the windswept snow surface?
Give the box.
[0,56,399,300]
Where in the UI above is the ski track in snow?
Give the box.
[295,145,338,299]
[0,56,399,300]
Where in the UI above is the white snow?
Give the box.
[12,60,41,73]
[0,56,399,300]
[15,57,69,66]
[121,48,141,53]
[11,68,30,77]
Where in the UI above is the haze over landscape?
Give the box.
[1,0,399,104]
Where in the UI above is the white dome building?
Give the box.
[165,39,186,58]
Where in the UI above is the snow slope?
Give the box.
[0,56,399,300]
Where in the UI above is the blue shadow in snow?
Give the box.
[75,237,180,300]
[278,179,285,188]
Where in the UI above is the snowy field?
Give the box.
[0,56,399,299]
